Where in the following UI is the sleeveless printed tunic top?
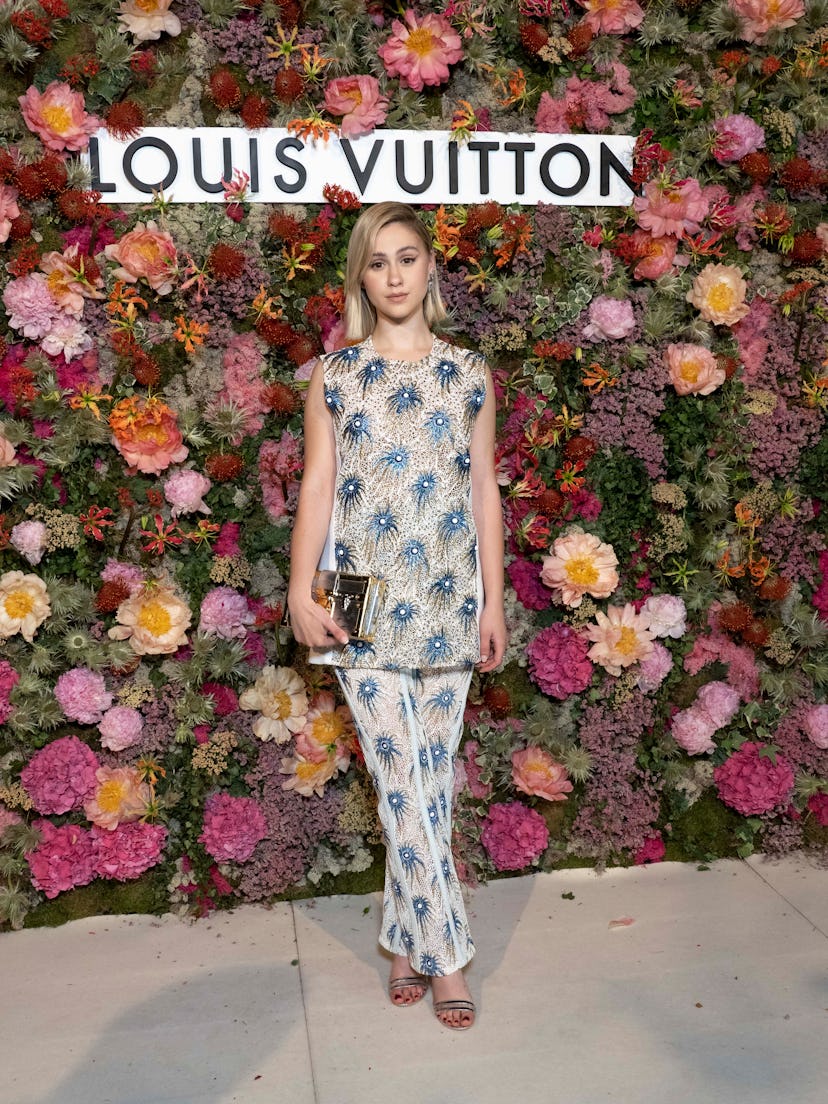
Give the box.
[308,334,487,671]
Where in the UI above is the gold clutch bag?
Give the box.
[283,570,386,642]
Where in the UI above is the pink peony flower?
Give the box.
[511,747,573,802]
[671,709,717,755]
[696,681,741,729]
[535,62,636,135]
[481,801,549,871]
[633,178,709,240]
[26,821,96,898]
[0,430,17,468]
[118,0,182,42]
[631,231,680,280]
[586,604,655,676]
[39,245,104,316]
[634,833,666,865]
[20,735,100,815]
[10,520,49,566]
[582,296,635,342]
[92,822,167,881]
[642,594,687,638]
[0,184,20,244]
[378,9,463,91]
[711,114,765,164]
[198,586,255,639]
[40,313,92,361]
[101,559,145,595]
[666,343,726,397]
[578,0,645,35]
[98,706,144,752]
[527,623,593,700]
[636,641,674,693]
[84,766,150,830]
[324,75,389,138]
[18,81,100,152]
[541,527,619,608]
[163,469,212,517]
[802,704,828,750]
[54,667,113,724]
[729,0,805,42]
[109,394,188,475]
[807,792,828,827]
[258,431,302,521]
[713,741,795,815]
[104,221,178,296]
[199,792,268,862]
[2,273,63,341]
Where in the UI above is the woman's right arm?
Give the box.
[287,360,350,648]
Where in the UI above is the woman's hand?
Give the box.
[476,606,507,673]
[287,595,351,649]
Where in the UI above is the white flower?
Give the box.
[239,665,308,743]
[641,594,687,639]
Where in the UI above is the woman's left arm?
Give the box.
[470,364,507,674]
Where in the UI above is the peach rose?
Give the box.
[108,585,191,655]
[686,263,749,326]
[665,343,726,396]
[19,81,100,153]
[104,220,178,296]
[511,747,573,802]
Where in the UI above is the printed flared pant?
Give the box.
[335,665,475,976]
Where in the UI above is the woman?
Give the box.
[288,201,506,1030]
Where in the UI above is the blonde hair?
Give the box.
[343,202,447,342]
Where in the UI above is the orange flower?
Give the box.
[433,205,462,259]
[286,112,339,143]
[109,395,188,474]
[84,766,150,831]
[173,315,209,354]
[581,362,618,393]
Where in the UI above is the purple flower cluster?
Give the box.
[747,399,824,481]
[760,503,824,584]
[584,348,668,478]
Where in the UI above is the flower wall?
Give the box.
[1,0,827,928]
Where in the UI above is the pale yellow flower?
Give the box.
[280,753,339,798]
[239,665,308,743]
[686,263,749,325]
[585,603,656,676]
[84,766,150,830]
[540,527,619,608]
[108,585,191,655]
[0,571,51,642]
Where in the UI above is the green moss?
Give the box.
[24,872,166,928]
[666,791,744,862]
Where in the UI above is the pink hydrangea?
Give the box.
[377,9,463,92]
[20,735,100,814]
[807,792,828,827]
[10,520,49,565]
[0,659,20,725]
[802,704,828,750]
[535,62,636,135]
[92,822,168,881]
[2,273,63,340]
[54,667,113,724]
[258,431,302,521]
[582,296,635,342]
[713,741,795,816]
[198,586,255,639]
[462,739,492,799]
[711,114,765,164]
[201,682,240,716]
[527,623,593,700]
[633,178,709,239]
[634,833,666,865]
[481,801,549,871]
[217,333,268,441]
[98,706,144,752]
[26,821,97,898]
[636,641,674,693]
[199,792,268,862]
[324,75,389,138]
[507,557,552,611]
[163,469,212,517]
[642,594,687,638]
[19,81,100,152]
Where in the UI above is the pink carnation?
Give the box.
[217,333,268,441]
[98,706,144,752]
[507,557,552,611]
[0,184,20,244]
[711,114,765,164]
[198,586,255,639]
[636,640,674,693]
[19,81,100,152]
[20,735,100,814]
[0,659,20,725]
[92,822,167,881]
[10,520,48,566]
[807,792,828,827]
[2,273,62,340]
[582,296,635,342]
[324,75,389,138]
[527,623,593,700]
[633,178,709,239]
[199,792,268,862]
[578,0,645,35]
[802,704,828,750]
[163,469,212,517]
[201,682,240,716]
[634,833,666,865]
[377,9,463,92]
[713,741,795,816]
[481,801,549,871]
[671,709,717,755]
[54,667,113,724]
[26,821,97,898]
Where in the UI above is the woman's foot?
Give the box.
[388,954,428,1006]
[431,970,475,1030]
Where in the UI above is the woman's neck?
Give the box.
[370,318,434,361]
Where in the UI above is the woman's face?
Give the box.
[361,221,434,325]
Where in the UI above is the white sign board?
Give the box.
[84,128,636,206]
